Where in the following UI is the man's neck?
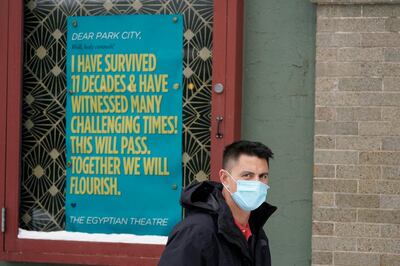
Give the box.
[223,189,250,226]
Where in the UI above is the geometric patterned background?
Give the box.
[21,0,213,231]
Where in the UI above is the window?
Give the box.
[1,0,243,264]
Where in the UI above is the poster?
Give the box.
[65,15,183,236]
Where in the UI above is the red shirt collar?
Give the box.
[234,219,252,241]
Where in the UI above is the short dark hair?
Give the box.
[222,140,273,168]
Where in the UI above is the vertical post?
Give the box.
[0,0,10,255]
[4,0,23,252]
[211,0,244,180]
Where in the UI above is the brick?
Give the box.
[318,18,385,33]
[335,223,380,237]
[335,179,358,193]
[357,238,400,253]
[382,94,400,106]
[313,121,339,135]
[314,164,336,178]
[317,18,334,32]
[336,107,381,121]
[359,122,389,136]
[316,77,338,91]
[313,236,356,251]
[315,136,335,149]
[384,78,400,91]
[336,136,381,150]
[317,18,333,33]
[361,62,384,76]
[359,151,400,165]
[313,222,334,235]
[381,92,400,107]
[316,107,336,121]
[321,62,385,77]
[364,224,381,237]
[359,122,400,136]
[338,48,383,62]
[383,63,400,76]
[381,254,400,266]
[331,33,361,47]
[336,194,380,208]
[313,192,334,206]
[390,122,400,135]
[315,121,358,135]
[316,62,362,77]
[381,224,400,238]
[316,47,337,62]
[312,251,332,265]
[317,33,333,47]
[386,17,400,32]
[363,5,400,18]
[334,252,380,266]
[313,179,358,193]
[314,92,343,107]
[314,179,334,192]
[316,92,384,107]
[339,224,362,238]
[338,78,382,91]
[382,107,400,120]
[318,5,361,17]
[358,209,400,224]
[315,150,358,164]
[359,180,400,194]
[383,137,400,151]
[362,33,400,47]
[312,236,334,251]
[335,237,357,251]
[385,48,400,62]
[313,207,357,222]
[382,166,400,180]
[381,195,400,209]
[336,165,381,179]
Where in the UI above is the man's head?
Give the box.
[219,141,273,209]
[222,140,273,170]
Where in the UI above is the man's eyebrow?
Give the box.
[239,170,269,176]
[239,170,255,175]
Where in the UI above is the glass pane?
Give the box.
[21,0,213,232]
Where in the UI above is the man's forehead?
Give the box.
[226,154,269,170]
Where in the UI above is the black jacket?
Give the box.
[158,181,277,266]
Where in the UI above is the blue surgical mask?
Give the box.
[222,170,269,212]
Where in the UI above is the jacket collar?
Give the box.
[249,202,277,234]
[213,183,277,260]
[215,191,252,259]
[181,181,277,259]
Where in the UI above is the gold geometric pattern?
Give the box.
[21,0,213,231]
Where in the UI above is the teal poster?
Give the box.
[65,15,183,236]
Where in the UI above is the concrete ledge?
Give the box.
[312,0,400,4]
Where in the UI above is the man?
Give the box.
[158,140,277,266]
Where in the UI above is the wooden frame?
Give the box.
[210,0,244,180]
[0,0,10,258]
[0,0,243,264]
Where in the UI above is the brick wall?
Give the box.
[313,1,400,265]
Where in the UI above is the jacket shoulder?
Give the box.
[159,212,219,266]
[170,211,217,238]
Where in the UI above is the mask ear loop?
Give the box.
[221,170,236,195]
[222,181,233,194]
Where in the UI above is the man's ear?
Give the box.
[219,169,227,184]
